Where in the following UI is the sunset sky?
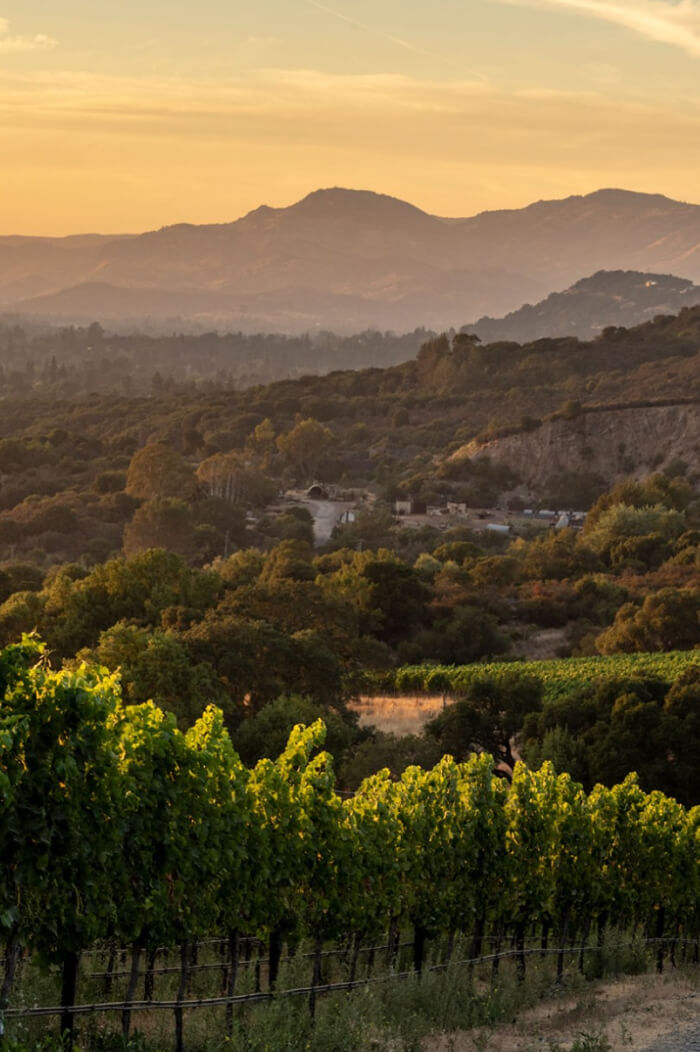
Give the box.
[3,0,700,234]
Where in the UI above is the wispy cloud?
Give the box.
[0,68,491,124]
[498,0,700,57]
[0,16,57,53]
[301,0,489,79]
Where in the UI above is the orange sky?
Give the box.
[3,0,700,233]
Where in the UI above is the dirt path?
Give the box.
[425,971,700,1051]
[305,499,354,545]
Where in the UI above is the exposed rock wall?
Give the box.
[451,403,700,489]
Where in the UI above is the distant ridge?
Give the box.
[4,187,700,333]
[462,270,700,344]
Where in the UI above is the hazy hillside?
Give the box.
[0,302,699,570]
[463,270,700,344]
[5,188,700,333]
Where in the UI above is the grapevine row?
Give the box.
[386,650,700,700]
[1,637,699,1043]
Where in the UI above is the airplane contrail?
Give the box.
[301,0,489,79]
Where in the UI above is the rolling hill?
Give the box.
[462,270,700,344]
[5,187,700,332]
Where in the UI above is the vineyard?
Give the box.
[1,637,699,1049]
[387,650,700,700]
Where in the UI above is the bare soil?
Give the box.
[424,971,700,1051]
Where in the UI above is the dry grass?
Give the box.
[349,694,448,736]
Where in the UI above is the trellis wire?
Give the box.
[3,936,694,1020]
[85,939,414,980]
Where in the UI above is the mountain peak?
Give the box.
[583,187,681,208]
[4,187,700,334]
[290,187,431,220]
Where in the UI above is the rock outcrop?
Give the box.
[450,402,700,490]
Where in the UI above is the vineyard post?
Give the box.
[578,916,591,972]
[224,930,239,1036]
[386,917,400,971]
[556,909,569,984]
[122,941,143,1040]
[670,918,679,968]
[187,940,198,995]
[348,932,362,983]
[540,916,550,957]
[0,927,21,1044]
[514,922,526,983]
[144,946,158,1002]
[412,924,428,976]
[469,914,485,966]
[59,951,80,1044]
[655,906,666,973]
[268,927,283,991]
[308,932,323,1018]
[490,921,504,983]
[103,939,117,996]
[444,927,456,965]
[174,940,189,1052]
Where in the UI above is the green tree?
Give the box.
[276,418,334,483]
[126,442,197,501]
[233,694,359,767]
[427,671,542,770]
[196,452,276,507]
[84,622,229,726]
[123,498,197,558]
[585,473,694,530]
[661,667,700,805]
[0,591,46,648]
[595,588,700,653]
[399,604,508,665]
[40,549,219,657]
[584,503,685,568]
[329,552,429,647]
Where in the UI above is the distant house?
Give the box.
[307,483,328,500]
[447,501,468,515]
[394,497,427,515]
[556,510,587,530]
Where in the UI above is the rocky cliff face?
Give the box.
[451,403,700,490]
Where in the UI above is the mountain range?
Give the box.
[4,187,700,332]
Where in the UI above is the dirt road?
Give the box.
[306,499,354,545]
[425,971,700,1052]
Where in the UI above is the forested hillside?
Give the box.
[464,270,700,344]
[0,307,696,794]
[0,320,432,393]
[0,306,698,568]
